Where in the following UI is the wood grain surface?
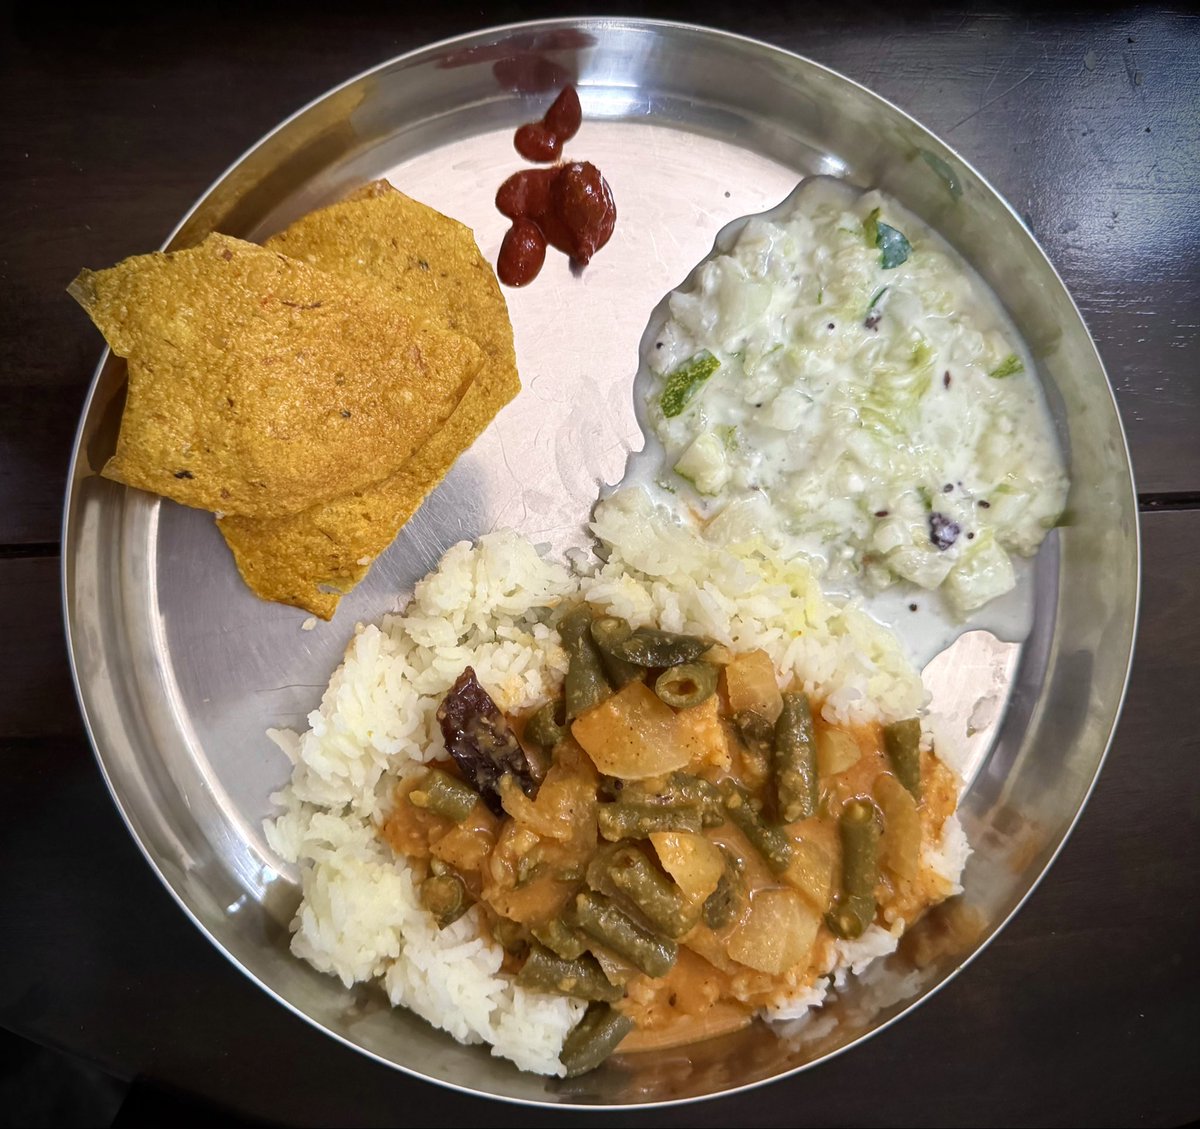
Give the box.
[2,2,1196,1125]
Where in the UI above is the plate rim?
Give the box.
[60,14,1142,1109]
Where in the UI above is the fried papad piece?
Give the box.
[70,232,483,520]
[218,182,520,618]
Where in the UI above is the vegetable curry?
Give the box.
[381,603,958,1076]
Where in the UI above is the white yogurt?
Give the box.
[630,178,1069,627]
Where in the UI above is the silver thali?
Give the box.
[62,19,1139,1108]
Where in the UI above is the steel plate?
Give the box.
[62,18,1139,1108]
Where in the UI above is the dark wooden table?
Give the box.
[3,3,1197,1125]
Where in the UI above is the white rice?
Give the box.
[585,488,927,728]
[264,486,969,1074]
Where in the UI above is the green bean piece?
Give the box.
[734,710,773,786]
[516,850,545,887]
[525,699,568,749]
[605,846,696,939]
[559,606,613,720]
[622,771,717,809]
[491,916,529,954]
[883,718,923,800]
[669,772,725,827]
[670,771,718,802]
[589,614,633,655]
[773,692,818,822]
[826,894,875,941]
[517,944,623,1002]
[571,891,677,978]
[630,771,724,827]
[589,617,645,687]
[532,918,589,961]
[595,774,723,839]
[597,801,703,840]
[600,651,645,689]
[840,799,881,900]
[719,781,795,874]
[559,1002,635,1078]
[609,627,711,668]
[702,849,747,930]
[735,709,773,748]
[583,842,624,897]
[825,798,882,940]
[597,775,624,801]
[419,874,468,929]
[654,662,719,709]
[407,767,479,823]
[703,873,736,930]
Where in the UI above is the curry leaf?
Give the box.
[863,207,911,269]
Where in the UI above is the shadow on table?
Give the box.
[0,1026,266,1127]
